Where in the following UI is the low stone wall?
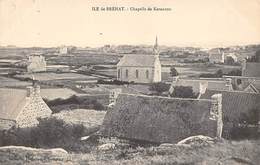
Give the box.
[101,94,217,143]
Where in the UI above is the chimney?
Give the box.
[211,94,223,139]
[26,86,34,97]
[34,85,41,95]
[225,78,232,90]
[199,81,208,94]
[109,88,122,106]
[242,59,247,76]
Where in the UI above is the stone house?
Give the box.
[101,93,223,143]
[0,86,52,130]
[116,37,161,83]
[209,48,225,63]
[169,77,233,98]
[59,46,68,55]
[200,90,260,138]
[27,55,47,73]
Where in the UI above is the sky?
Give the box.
[0,0,260,48]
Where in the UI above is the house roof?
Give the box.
[0,88,27,120]
[209,48,222,55]
[244,81,260,93]
[171,79,231,93]
[200,90,260,123]
[117,54,157,67]
[101,93,217,143]
[252,81,260,92]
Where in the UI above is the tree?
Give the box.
[199,69,223,78]
[225,56,235,65]
[226,69,242,76]
[170,67,179,77]
[170,86,197,98]
[216,69,223,77]
[149,82,170,94]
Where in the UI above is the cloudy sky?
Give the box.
[0,0,260,47]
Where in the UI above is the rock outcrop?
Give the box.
[0,146,70,164]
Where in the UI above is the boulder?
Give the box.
[97,143,116,151]
[177,135,215,146]
[0,146,69,163]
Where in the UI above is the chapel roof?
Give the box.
[117,54,158,67]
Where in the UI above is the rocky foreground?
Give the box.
[0,138,259,165]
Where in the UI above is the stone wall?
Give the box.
[101,94,218,143]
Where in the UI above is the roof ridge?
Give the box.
[119,93,214,102]
[206,89,260,95]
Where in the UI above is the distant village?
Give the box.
[0,38,259,157]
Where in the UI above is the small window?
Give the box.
[118,69,120,78]
[209,102,218,120]
[136,70,139,78]
[237,79,242,85]
[126,69,128,78]
[146,70,149,79]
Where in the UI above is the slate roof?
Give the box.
[200,90,260,123]
[117,54,157,67]
[0,88,27,120]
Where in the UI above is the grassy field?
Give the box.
[52,109,106,128]
[0,139,259,164]
[41,88,78,100]
[15,72,97,81]
[0,76,31,87]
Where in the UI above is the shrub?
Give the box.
[199,69,223,78]
[229,125,259,140]
[170,86,197,98]
[170,67,179,77]
[225,69,242,76]
[0,118,96,153]
[97,79,129,85]
[44,95,105,113]
[149,82,170,95]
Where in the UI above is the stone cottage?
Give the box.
[101,93,223,143]
[117,37,161,83]
[169,77,233,98]
[27,54,47,73]
[0,85,52,130]
[200,90,260,138]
